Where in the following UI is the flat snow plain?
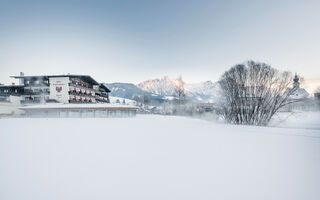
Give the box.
[0,114,320,200]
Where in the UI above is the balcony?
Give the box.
[68,90,94,97]
[24,90,49,95]
[68,82,95,92]
[0,96,10,102]
[96,98,109,103]
[0,93,10,97]
[69,99,94,104]
[96,93,108,98]
[21,99,41,104]
[24,83,49,87]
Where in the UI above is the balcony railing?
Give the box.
[68,90,95,97]
[0,97,10,102]
[24,90,49,95]
[24,83,49,87]
[21,99,41,104]
[68,82,96,92]
[96,93,108,98]
[96,98,109,103]
[69,99,94,104]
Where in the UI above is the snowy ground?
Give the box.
[0,115,320,200]
[270,111,320,130]
[109,96,137,105]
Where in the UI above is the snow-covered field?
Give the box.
[1,115,320,200]
[270,111,320,130]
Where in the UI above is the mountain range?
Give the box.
[104,76,220,104]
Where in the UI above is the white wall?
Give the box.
[49,77,70,103]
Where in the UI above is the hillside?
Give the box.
[103,82,165,104]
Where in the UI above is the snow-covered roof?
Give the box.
[289,88,309,99]
[109,96,137,105]
[20,103,139,110]
[10,74,100,85]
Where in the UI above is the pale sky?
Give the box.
[0,0,320,87]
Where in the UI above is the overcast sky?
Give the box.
[0,0,320,85]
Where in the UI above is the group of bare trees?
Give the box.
[218,61,300,126]
[174,76,186,105]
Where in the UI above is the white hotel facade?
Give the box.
[0,73,138,117]
[9,73,110,104]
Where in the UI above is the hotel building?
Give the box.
[4,73,110,104]
[0,73,138,117]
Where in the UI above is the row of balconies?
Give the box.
[21,96,41,104]
[70,80,93,88]
[24,90,50,95]
[21,99,41,104]
[69,92,108,100]
[68,90,95,97]
[24,82,49,87]
[69,82,96,92]
[69,97,94,103]
[96,92,108,98]
[96,98,109,103]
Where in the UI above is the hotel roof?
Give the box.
[10,74,100,85]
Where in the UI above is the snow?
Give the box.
[137,76,221,102]
[138,76,184,96]
[270,111,320,130]
[289,87,310,99]
[109,96,137,106]
[163,95,176,100]
[0,115,320,200]
[185,80,219,95]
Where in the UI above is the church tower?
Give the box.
[293,74,300,88]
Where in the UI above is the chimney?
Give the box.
[19,72,24,85]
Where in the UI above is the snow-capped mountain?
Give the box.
[185,81,220,102]
[137,76,220,103]
[105,76,220,103]
[137,76,184,96]
[103,82,165,104]
[104,83,150,99]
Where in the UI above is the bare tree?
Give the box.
[314,86,320,94]
[314,86,320,108]
[218,61,300,126]
[174,76,186,105]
